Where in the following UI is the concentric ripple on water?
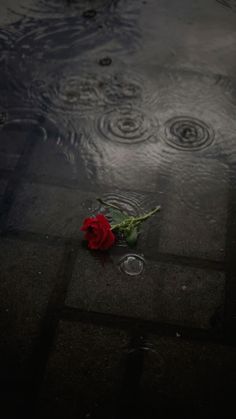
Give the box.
[164,116,214,151]
[102,72,144,105]
[29,67,151,114]
[99,191,145,216]
[97,107,158,144]
[30,72,107,114]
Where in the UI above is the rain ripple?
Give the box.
[97,107,158,144]
[98,191,145,216]
[164,116,214,151]
[29,67,151,115]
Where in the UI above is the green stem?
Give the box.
[110,206,161,231]
[97,198,123,212]
[132,205,161,223]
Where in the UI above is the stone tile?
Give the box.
[0,237,64,382]
[138,335,236,417]
[36,321,129,419]
[66,248,225,329]
[147,157,228,261]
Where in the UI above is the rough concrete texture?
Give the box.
[0,237,64,382]
[66,248,225,329]
[138,335,236,418]
[35,321,129,419]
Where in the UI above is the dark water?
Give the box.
[1,0,236,418]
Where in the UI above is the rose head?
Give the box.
[81,214,115,250]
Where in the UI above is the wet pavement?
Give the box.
[0,0,236,418]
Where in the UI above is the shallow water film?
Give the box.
[0,1,236,418]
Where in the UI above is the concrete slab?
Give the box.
[0,237,64,382]
[35,320,129,419]
[66,248,225,329]
[138,334,236,417]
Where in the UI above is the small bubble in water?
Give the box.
[119,254,144,276]
[82,9,97,18]
[99,57,112,66]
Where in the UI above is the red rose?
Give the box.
[81,214,115,250]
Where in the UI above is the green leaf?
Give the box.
[109,208,127,224]
[125,227,138,247]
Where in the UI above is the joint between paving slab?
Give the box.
[1,229,226,273]
[223,178,236,342]
[60,306,231,346]
[25,243,79,416]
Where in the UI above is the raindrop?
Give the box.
[82,9,97,18]
[119,254,145,276]
[98,56,112,66]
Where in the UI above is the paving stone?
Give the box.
[147,157,228,262]
[36,320,129,419]
[66,248,225,329]
[138,335,236,418]
[0,237,64,383]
